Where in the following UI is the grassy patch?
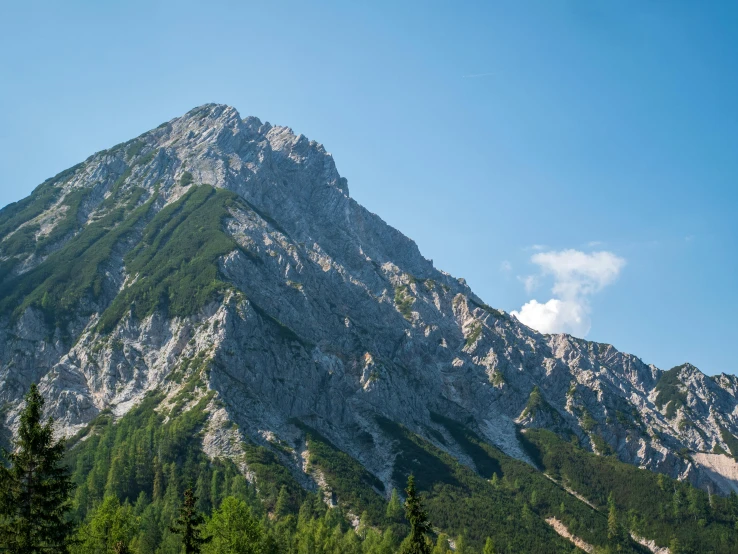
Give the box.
[654,365,689,419]
[393,285,414,320]
[719,425,738,460]
[97,185,238,332]
[0,188,151,327]
[469,299,505,319]
[464,322,482,348]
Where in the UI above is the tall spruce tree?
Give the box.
[607,492,620,541]
[386,488,403,522]
[400,475,432,554]
[171,487,210,554]
[0,383,75,553]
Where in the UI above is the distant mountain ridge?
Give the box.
[1,103,738,550]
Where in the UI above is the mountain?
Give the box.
[1,104,738,552]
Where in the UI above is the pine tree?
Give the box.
[607,492,620,541]
[400,475,432,554]
[77,495,138,553]
[483,537,496,554]
[687,487,707,522]
[386,488,403,522]
[431,533,450,554]
[657,473,667,492]
[673,488,686,520]
[274,485,291,518]
[0,383,75,553]
[205,496,261,554]
[171,487,210,554]
[152,458,164,502]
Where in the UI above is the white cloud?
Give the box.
[512,298,590,336]
[511,249,626,337]
[519,275,539,294]
[500,260,512,272]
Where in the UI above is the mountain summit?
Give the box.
[1,104,738,549]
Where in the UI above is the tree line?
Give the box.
[0,385,498,553]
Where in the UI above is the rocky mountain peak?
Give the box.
[1,104,738,504]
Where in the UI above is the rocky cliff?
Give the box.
[2,103,737,498]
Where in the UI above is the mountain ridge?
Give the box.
[1,102,738,510]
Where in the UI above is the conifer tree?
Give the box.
[77,495,138,553]
[431,533,450,554]
[400,475,432,554]
[205,496,261,554]
[483,537,496,554]
[386,488,403,522]
[274,485,290,518]
[673,488,686,520]
[171,487,210,554]
[0,383,75,553]
[607,492,620,541]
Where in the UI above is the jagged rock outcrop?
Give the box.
[1,103,737,496]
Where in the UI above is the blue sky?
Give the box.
[1,1,736,374]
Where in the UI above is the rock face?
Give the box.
[1,103,738,494]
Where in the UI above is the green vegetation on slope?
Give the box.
[718,425,738,461]
[0,186,152,328]
[98,185,239,333]
[522,428,738,554]
[57,377,738,553]
[64,381,403,553]
[377,415,644,553]
[654,366,689,419]
[394,285,414,320]
[292,420,389,526]
[0,180,243,335]
[0,162,84,243]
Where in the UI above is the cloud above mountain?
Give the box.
[511,249,626,336]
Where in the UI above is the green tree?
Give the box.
[483,537,496,554]
[274,485,291,518]
[688,487,707,522]
[673,488,686,520]
[77,495,138,553]
[205,496,262,554]
[386,488,403,522]
[607,492,620,541]
[171,487,210,554]
[454,535,470,554]
[400,475,431,554]
[431,533,451,554]
[0,383,75,553]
